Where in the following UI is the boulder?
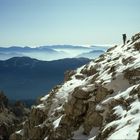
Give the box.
[64,96,87,117]
[29,108,46,126]
[72,87,91,99]
[95,86,113,102]
[83,111,103,135]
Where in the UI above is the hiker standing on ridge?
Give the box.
[122,34,127,45]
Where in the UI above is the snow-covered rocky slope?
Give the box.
[10,33,140,140]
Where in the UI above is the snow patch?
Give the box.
[53,115,63,129]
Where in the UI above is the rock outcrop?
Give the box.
[0,91,30,140]
[11,32,140,140]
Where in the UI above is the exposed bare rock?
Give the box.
[81,66,97,76]
[132,32,140,42]
[130,85,140,97]
[11,33,140,140]
[64,70,75,81]
[65,96,87,117]
[75,74,85,80]
[94,55,105,63]
[95,86,113,102]
[122,56,136,65]
[10,132,22,140]
[0,91,8,109]
[0,92,30,140]
[48,124,72,140]
[72,87,91,99]
[95,125,117,140]
[106,45,117,52]
[30,108,46,126]
[124,68,140,84]
[134,42,140,51]
[83,111,103,135]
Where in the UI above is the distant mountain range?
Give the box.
[0,46,68,61]
[0,45,110,60]
[0,45,109,100]
[77,50,104,59]
[0,57,90,100]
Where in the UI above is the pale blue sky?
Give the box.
[0,0,140,47]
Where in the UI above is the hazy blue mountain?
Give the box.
[76,50,105,59]
[0,45,109,60]
[0,46,56,52]
[0,57,90,100]
[90,45,111,51]
[41,45,110,50]
[41,45,91,49]
[0,52,24,60]
[0,46,68,61]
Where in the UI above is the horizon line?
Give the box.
[0,43,115,48]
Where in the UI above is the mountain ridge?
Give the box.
[76,50,104,59]
[0,57,90,99]
[10,32,140,140]
[0,45,108,60]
